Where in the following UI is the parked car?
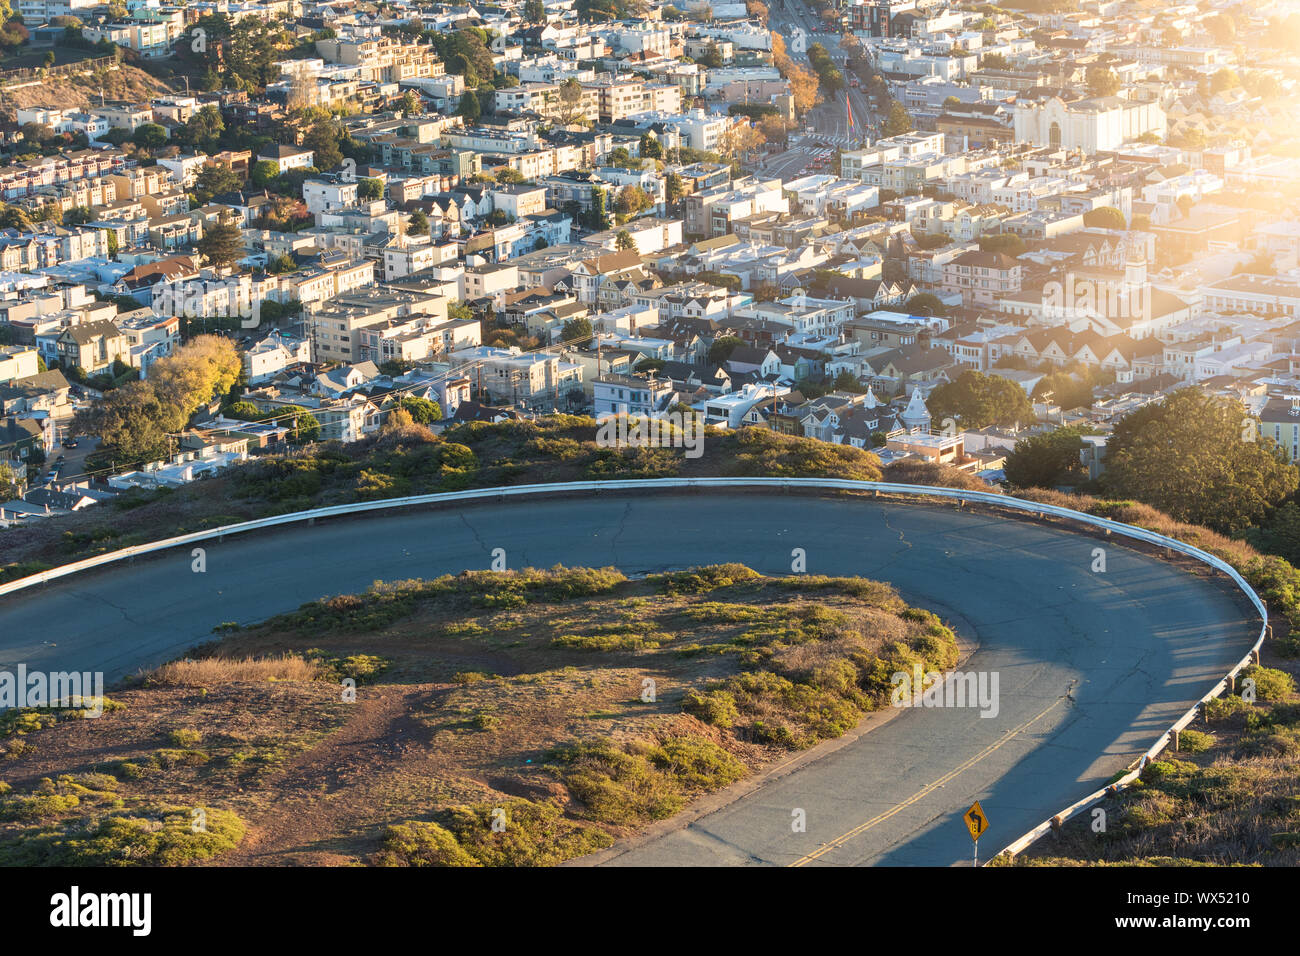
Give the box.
[62,438,78,448]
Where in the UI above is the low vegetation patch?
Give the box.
[1006,665,1300,866]
[2,565,957,866]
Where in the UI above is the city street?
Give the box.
[767,0,880,150]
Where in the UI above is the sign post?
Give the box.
[963,801,988,867]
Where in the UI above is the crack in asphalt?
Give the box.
[458,514,492,560]
[609,500,633,564]
[684,822,773,865]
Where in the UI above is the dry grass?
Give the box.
[145,655,324,687]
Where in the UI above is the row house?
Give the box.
[942,250,1023,308]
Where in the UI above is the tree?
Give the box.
[977,232,1026,256]
[1004,426,1094,489]
[277,405,321,443]
[881,100,914,137]
[1209,68,1239,94]
[75,336,241,464]
[588,186,610,231]
[665,172,684,205]
[556,78,589,126]
[613,184,650,220]
[131,123,168,151]
[0,461,19,499]
[1083,206,1126,230]
[525,0,546,21]
[398,395,442,423]
[495,167,526,184]
[249,159,281,189]
[358,177,384,200]
[181,105,224,149]
[904,293,946,316]
[926,370,1035,429]
[832,370,865,394]
[561,316,593,345]
[407,209,429,236]
[707,335,743,365]
[303,120,343,171]
[1102,389,1299,535]
[639,131,663,160]
[614,229,637,251]
[1085,65,1121,97]
[197,221,244,270]
[1204,12,1235,44]
[397,90,421,116]
[194,163,242,204]
[456,89,481,121]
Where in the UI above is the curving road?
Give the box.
[0,491,1256,866]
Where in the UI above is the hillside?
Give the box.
[0,63,174,114]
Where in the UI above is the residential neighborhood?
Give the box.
[0,4,1291,516]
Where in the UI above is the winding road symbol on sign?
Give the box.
[964,802,987,842]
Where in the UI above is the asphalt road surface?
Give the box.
[768,0,879,146]
[0,492,1256,866]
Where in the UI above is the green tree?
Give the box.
[665,171,684,204]
[926,370,1034,429]
[525,0,546,21]
[407,209,429,236]
[249,159,281,189]
[707,335,743,365]
[0,461,19,499]
[277,404,321,443]
[977,232,1026,256]
[1082,206,1126,230]
[131,123,168,150]
[588,186,609,230]
[398,395,443,423]
[1102,389,1299,534]
[832,370,865,394]
[1085,65,1121,97]
[905,293,946,316]
[639,131,663,159]
[881,100,913,137]
[456,89,481,121]
[358,177,384,200]
[197,221,244,269]
[194,163,242,204]
[303,120,343,171]
[614,229,637,251]
[1004,426,1094,489]
[561,316,593,345]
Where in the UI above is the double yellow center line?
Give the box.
[789,694,1070,867]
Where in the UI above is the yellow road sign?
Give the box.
[963,801,988,842]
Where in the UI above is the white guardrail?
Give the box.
[0,478,1269,860]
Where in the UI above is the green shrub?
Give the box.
[376,800,611,867]
[168,729,202,747]
[683,688,739,728]
[1241,666,1296,702]
[0,805,245,866]
[549,741,685,825]
[647,737,746,790]
[1177,729,1214,754]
